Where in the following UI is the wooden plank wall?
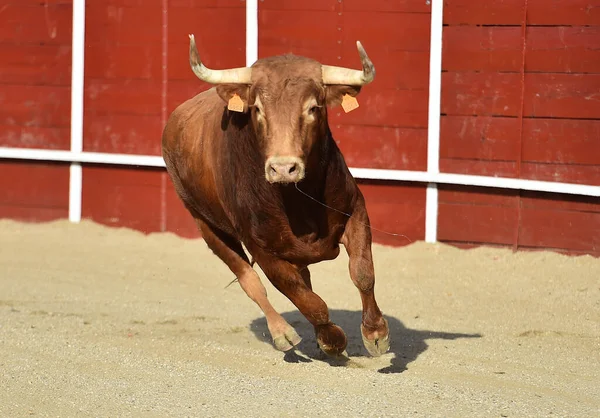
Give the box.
[0,0,72,221]
[0,0,246,237]
[0,0,598,255]
[79,0,247,237]
[439,0,600,255]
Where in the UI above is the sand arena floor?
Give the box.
[0,219,598,417]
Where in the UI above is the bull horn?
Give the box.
[188,34,252,84]
[321,41,375,85]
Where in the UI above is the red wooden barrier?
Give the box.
[440,0,600,255]
[0,0,598,256]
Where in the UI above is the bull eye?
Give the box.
[308,105,319,115]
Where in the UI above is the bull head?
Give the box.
[188,34,375,184]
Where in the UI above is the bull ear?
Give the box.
[216,84,251,112]
[325,85,362,108]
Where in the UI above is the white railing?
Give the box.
[0,0,598,242]
[68,0,86,223]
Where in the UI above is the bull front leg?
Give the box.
[195,219,301,352]
[249,246,348,357]
[340,195,390,356]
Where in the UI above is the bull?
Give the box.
[162,34,390,358]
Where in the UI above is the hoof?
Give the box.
[272,327,302,352]
[361,318,390,357]
[316,323,348,357]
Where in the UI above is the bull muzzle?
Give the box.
[265,157,305,184]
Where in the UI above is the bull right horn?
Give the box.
[188,34,252,84]
[321,40,375,85]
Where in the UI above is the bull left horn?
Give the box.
[188,34,252,84]
[321,41,375,85]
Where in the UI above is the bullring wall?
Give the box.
[1,0,598,255]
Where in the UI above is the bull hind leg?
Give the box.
[194,219,301,351]
[340,198,390,357]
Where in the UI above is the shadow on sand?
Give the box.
[250,310,481,374]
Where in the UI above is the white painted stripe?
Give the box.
[424,0,445,242]
[69,0,86,223]
[1,147,598,197]
[246,0,258,66]
[70,0,85,155]
[425,184,438,243]
[0,148,166,167]
[349,168,600,197]
[427,0,443,176]
[69,163,82,222]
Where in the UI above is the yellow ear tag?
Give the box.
[341,94,359,113]
[228,94,245,113]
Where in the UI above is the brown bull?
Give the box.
[162,34,390,357]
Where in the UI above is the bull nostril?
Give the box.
[266,159,304,182]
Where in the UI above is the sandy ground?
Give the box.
[0,219,598,417]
